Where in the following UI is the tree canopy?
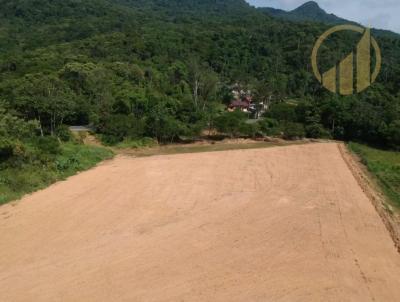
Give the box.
[0,0,399,152]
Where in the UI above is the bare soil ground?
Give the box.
[1,143,400,301]
[117,137,312,157]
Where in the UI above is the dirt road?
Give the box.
[1,143,400,301]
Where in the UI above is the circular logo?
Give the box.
[311,25,381,95]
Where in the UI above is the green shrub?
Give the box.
[56,155,80,171]
[257,118,282,136]
[266,103,297,122]
[283,122,305,140]
[305,123,330,139]
[56,125,73,142]
[239,122,263,138]
[386,120,400,150]
[35,136,62,155]
[0,138,15,162]
[116,137,158,149]
[99,114,146,144]
[215,110,247,137]
[100,134,121,146]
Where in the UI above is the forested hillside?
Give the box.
[1,0,400,164]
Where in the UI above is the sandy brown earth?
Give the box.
[1,143,400,302]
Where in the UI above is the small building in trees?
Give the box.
[228,99,252,112]
[227,84,267,119]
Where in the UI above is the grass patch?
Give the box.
[123,140,309,157]
[0,143,114,205]
[348,142,400,208]
[115,137,158,149]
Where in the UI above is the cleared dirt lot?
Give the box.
[1,143,400,301]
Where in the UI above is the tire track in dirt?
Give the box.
[1,143,400,302]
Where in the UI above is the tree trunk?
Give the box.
[193,79,199,108]
[38,115,44,137]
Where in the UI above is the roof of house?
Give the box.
[230,100,250,108]
[243,96,252,103]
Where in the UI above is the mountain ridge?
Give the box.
[258,1,399,38]
[258,1,349,24]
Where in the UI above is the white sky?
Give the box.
[247,0,400,33]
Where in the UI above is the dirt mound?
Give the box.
[1,143,400,301]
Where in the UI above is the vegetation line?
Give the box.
[117,139,315,158]
[347,143,400,208]
[0,142,114,206]
[341,143,400,252]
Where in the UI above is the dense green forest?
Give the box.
[1,0,400,171]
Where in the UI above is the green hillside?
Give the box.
[1,0,400,174]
